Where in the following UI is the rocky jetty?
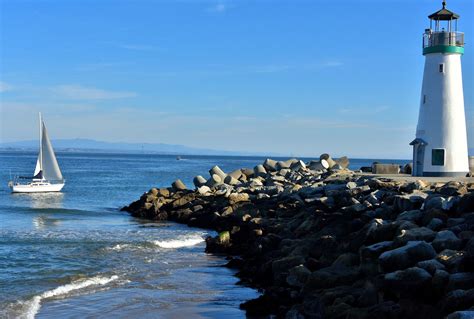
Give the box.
[122,157,474,319]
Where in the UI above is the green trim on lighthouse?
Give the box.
[423,45,464,55]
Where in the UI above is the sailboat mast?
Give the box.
[39,112,43,175]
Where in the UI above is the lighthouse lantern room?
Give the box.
[411,1,469,177]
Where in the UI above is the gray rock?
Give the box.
[209,165,226,180]
[172,179,187,191]
[346,181,357,189]
[397,209,423,223]
[443,289,474,315]
[432,230,462,252]
[427,218,444,231]
[416,259,446,275]
[286,265,311,288]
[447,272,474,291]
[383,267,432,293]
[272,256,305,281]
[394,191,428,212]
[197,185,211,195]
[379,241,436,272]
[436,249,466,272]
[206,174,222,188]
[432,269,450,293]
[458,192,474,213]
[263,158,278,172]
[254,164,267,178]
[447,218,465,228]
[224,175,241,186]
[447,311,474,319]
[304,266,360,290]
[193,175,207,188]
[424,196,447,211]
[395,226,436,245]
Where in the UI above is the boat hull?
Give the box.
[11,183,65,193]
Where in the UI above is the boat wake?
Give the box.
[10,275,118,319]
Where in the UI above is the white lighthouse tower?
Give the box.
[411,1,469,177]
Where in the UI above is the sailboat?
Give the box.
[9,113,65,193]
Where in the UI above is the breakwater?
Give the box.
[123,157,474,319]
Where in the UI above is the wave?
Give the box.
[15,275,118,319]
[152,236,205,249]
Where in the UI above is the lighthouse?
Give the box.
[410,1,469,177]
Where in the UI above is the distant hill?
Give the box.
[0,138,280,157]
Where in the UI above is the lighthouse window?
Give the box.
[432,149,445,166]
[423,95,427,104]
[439,64,445,73]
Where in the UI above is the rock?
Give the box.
[172,179,187,191]
[286,265,311,288]
[206,174,222,188]
[193,175,207,188]
[320,153,337,168]
[276,160,291,170]
[393,191,428,212]
[432,230,462,252]
[427,218,444,231]
[217,231,231,246]
[447,218,465,228]
[432,269,450,293]
[197,185,211,195]
[416,259,446,275]
[209,165,226,180]
[149,188,159,196]
[272,256,305,281]
[304,266,360,290]
[447,272,474,291]
[395,227,436,245]
[254,165,267,178]
[439,182,468,197]
[437,249,466,272]
[447,311,474,319]
[290,160,306,171]
[442,289,474,315]
[229,192,250,205]
[240,168,254,178]
[263,158,278,172]
[396,209,423,223]
[336,156,350,169]
[403,163,413,174]
[383,267,432,295]
[228,169,243,180]
[379,241,436,272]
[458,192,474,213]
[424,196,448,211]
[346,181,357,189]
[308,159,329,171]
[224,175,240,186]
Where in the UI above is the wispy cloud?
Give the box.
[50,85,137,100]
[0,81,13,92]
[207,2,229,13]
[338,105,390,115]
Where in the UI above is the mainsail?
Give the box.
[32,116,63,181]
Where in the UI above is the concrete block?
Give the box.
[372,163,400,175]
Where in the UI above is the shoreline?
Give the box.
[122,158,474,318]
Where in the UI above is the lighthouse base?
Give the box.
[420,171,468,177]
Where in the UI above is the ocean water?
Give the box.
[0,151,408,318]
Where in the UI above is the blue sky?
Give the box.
[0,0,473,158]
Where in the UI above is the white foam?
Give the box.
[18,275,118,319]
[153,236,204,249]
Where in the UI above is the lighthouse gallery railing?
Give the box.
[423,31,464,48]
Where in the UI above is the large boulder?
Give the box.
[286,265,311,288]
[304,265,360,290]
[432,230,462,252]
[383,267,432,296]
[437,249,466,272]
[393,191,428,212]
[395,226,436,245]
[379,241,436,272]
[458,192,474,213]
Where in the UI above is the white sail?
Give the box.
[40,121,63,181]
[33,157,41,177]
